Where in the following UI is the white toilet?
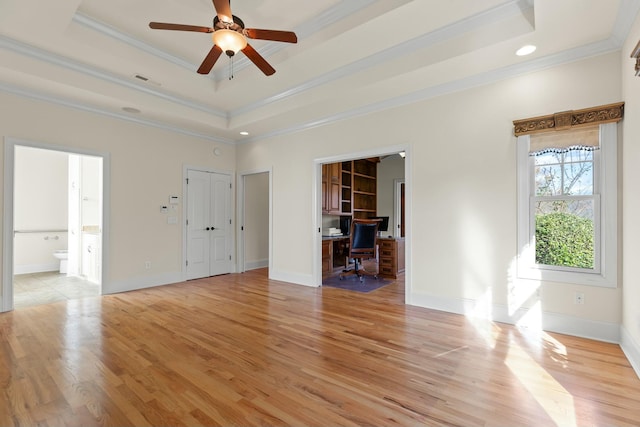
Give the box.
[53,250,68,274]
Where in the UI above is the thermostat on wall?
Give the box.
[169,196,179,204]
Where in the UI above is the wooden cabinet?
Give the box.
[322,159,377,217]
[322,163,341,214]
[377,238,405,279]
[322,240,331,280]
[322,238,349,279]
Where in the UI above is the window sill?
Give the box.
[517,264,616,288]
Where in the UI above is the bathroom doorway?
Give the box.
[3,141,106,310]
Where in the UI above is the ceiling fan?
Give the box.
[149,0,297,76]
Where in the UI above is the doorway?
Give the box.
[2,139,109,312]
[315,146,411,299]
[238,170,271,273]
[395,179,405,238]
[184,168,233,280]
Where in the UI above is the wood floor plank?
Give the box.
[1,268,639,426]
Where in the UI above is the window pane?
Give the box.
[535,163,562,196]
[534,152,561,166]
[563,160,593,195]
[564,149,593,163]
[534,199,594,269]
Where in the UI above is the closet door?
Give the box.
[186,169,231,280]
[208,172,231,276]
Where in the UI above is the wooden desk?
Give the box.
[322,236,349,279]
[377,237,405,279]
[322,236,405,279]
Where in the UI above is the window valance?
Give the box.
[513,102,624,137]
[529,125,599,156]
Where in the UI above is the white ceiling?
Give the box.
[0,0,637,144]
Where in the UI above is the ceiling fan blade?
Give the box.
[212,0,233,23]
[245,28,297,43]
[197,45,223,74]
[149,22,213,33]
[242,44,276,76]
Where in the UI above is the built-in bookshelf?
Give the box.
[352,159,377,219]
[341,161,352,214]
[323,158,377,218]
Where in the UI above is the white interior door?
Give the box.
[209,172,231,276]
[186,169,231,280]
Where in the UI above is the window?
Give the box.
[517,123,617,287]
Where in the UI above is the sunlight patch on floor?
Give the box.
[505,340,576,427]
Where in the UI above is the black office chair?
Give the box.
[340,218,381,281]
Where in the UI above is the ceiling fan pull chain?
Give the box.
[229,56,235,80]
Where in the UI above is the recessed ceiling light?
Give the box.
[516,45,537,56]
[240,131,249,136]
[122,107,141,114]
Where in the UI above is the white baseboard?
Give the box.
[245,259,268,271]
[14,263,59,275]
[409,292,620,343]
[621,326,640,380]
[104,267,317,295]
[268,269,317,287]
[103,272,184,295]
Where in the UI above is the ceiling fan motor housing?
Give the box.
[214,15,245,31]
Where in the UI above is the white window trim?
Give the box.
[516,123,617,287]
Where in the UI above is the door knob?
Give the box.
[205,227,210,230]
[211,226,216,230]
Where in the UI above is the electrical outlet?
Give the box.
[145,261,151,270]
[574,292,585,305]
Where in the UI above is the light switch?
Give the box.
[168,216,177,224]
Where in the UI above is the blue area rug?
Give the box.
[322,275,391,293]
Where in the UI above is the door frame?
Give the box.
[312,144,411,302]
[394,178,405,238]
[237,168,272,273]
[182,165,235,279]
[2,137,110,312]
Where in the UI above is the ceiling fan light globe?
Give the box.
[212,29,247,54]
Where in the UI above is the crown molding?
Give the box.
[0,35,227,119]
[232,0,534,117]
[241,37,623,144]
[0,82,234,144]
[73,13,197,73]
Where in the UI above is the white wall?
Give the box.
[236,51,623,342]
[621,16,640,374]
[243,172,269,270]
[0,92,235,297]
[13,146,68,273]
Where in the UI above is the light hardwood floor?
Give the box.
[1,268,638,426]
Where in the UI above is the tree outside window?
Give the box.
[533,148,595,269]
